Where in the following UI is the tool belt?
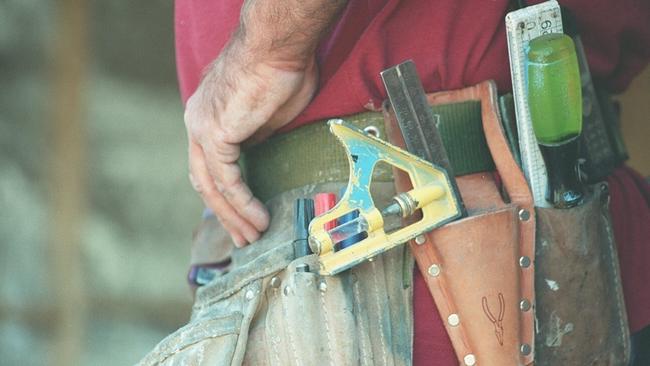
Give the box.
[138,81,629,366]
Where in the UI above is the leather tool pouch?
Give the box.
[534,185,631,365]
[384,81,536,366]
[138,182,415,366]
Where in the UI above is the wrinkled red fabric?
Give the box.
[175,0,650,364]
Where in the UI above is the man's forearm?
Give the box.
[233,0,348,69]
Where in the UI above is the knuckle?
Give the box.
[207,136,240,163]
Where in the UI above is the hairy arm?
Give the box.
[185,0,347,246]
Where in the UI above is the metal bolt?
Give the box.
[520,299,531,312]
[463,354,476,366]
[415,235,427,245]
[447,313,460,327]
[270,276,281,288]
[363,125,381,139]
[518,209,531,222]
[308,236,321,254]
[519,256,531,268]
[245,290,254,300]
[600,183,609,192]
[283,286,292,296]
[295,263,310,272]
[319,281,328,292]
[428,264,441,277]
[520,343,532,356]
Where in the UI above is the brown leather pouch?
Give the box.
[383,81,536,366]
[534,185,630,365]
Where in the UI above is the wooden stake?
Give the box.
[48,0,88,364]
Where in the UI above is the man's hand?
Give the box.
[185,43,318,246]
[184,0,346,247]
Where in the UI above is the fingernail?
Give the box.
[246,204,270,231]
[232,236,247,248]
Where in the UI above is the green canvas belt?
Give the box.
[241,100,495,203]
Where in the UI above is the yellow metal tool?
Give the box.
[308,119,462,275]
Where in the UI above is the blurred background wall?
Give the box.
[0,1,647,366]
[0,1,201,365]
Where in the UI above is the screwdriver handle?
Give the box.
[527,33,584,208]
[527,33,582,145]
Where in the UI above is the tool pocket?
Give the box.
[137,267,272,366]
[243,255,360,365]
[384,81,537,365]
[534,184,630,366]
[415,204,534,365]
[405,171,537,366]
[137,272,266,366]
[137,312,243,366]
[243,240,413,366]
[138,224,296,366]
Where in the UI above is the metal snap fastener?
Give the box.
[415,235,427,245]
[518,208,531,221]
[245,290,254,300]
[428,264,441,277]
[447,313,460,327]
[463,354,476,366]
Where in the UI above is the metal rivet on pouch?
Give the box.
[518,208,531,222]
[428,264,441,277]
[270,276,281,288]
[519,256,531,268]
[319,281,328,292]
[463,354,476,366]
[415,235,427,245]
[283,286,292,296]
[447,313,460,327]
[600,183,608,192]
[600,183,610,205]
[245,290,254,301]
[520,343,532,356]
[519,299,531,312]
[363,125,381,138]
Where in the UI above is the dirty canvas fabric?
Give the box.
[138,182,414,366]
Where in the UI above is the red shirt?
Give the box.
[175,1,650,364]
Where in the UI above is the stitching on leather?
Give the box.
[601,209,630,361]
[352,278,372,363]
[280,280,300,365]
[370,260,389,365]
[266,291,283,365]
[195,341,206,365]
[319,284,335,366]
